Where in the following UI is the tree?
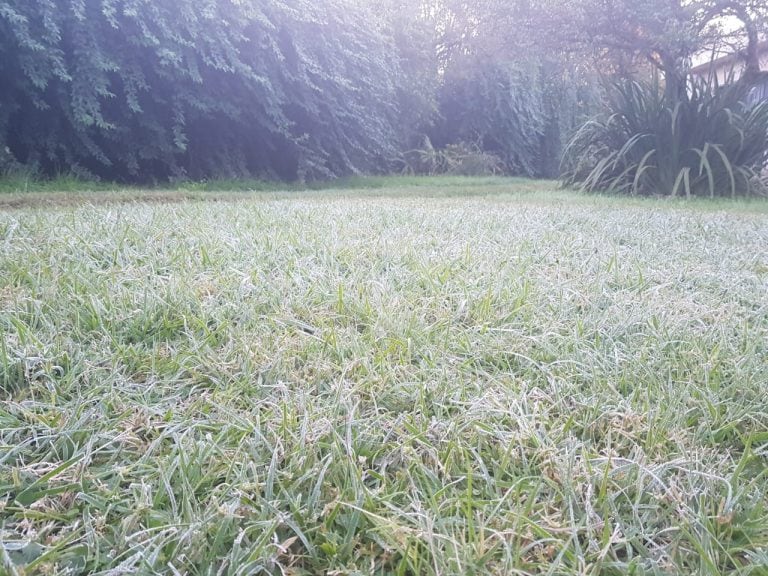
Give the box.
[556,1,768,197]
[417,0,601,177]
[0,0,407,181]
[529,0,768,100]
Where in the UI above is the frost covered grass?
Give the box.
[1,180,767,574]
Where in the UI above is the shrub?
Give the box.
[561,79,768,197]
[428,59,601,179]
[400,138,504,176]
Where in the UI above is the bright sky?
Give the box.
[691,15,745,66]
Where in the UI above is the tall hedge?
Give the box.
[0,0,404,181]
[426,57,599,179]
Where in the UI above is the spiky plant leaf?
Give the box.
[562,79,768,197]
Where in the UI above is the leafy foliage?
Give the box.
[562,79,768,197]
[400,137,504,176]
[429,62,546,176]
[429,60,599,178]
[531,0,768,100]
[0,0,404,181]
[420,0,602,179]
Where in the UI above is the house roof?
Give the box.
[690,41,768,75]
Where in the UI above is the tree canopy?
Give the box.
[0,0,406,181]
[529,0,768,98]
[1,0,766,183]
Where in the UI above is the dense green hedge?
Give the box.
[430,59,596,178]
[0,0,404,181]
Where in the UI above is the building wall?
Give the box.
[692,53,768,88]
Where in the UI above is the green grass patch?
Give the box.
[0,174,517,194]
[1,181,767,574]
